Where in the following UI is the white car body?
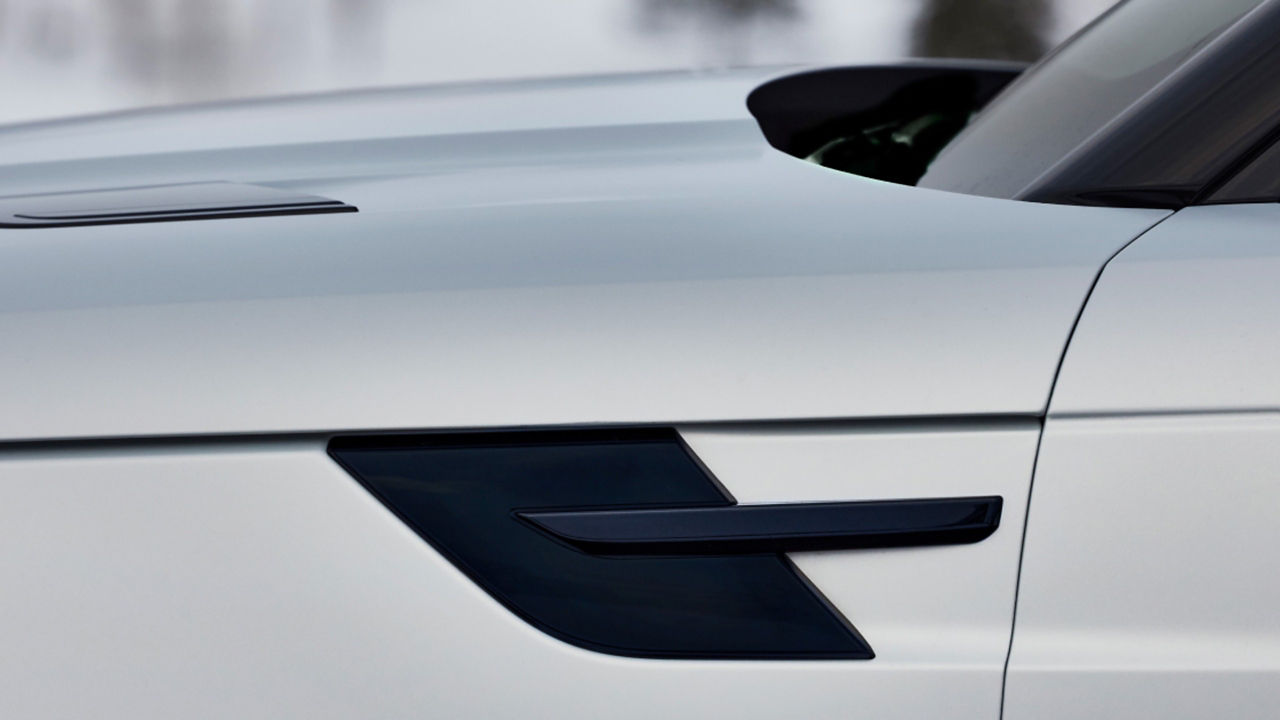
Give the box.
[0,50,1276,720]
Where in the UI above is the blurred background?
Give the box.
[0,0,1118,125]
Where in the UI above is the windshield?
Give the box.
[918,0,1267,199]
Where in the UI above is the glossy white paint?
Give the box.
[0,423,1033,719]
[1052,204,1280,415]
[1005,414,1280,720]
[5,66,1255,720]
[0,71,1163,441]
[0,70,779,172]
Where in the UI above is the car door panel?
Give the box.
[1007,205,1280,719]
[1049,204,1280,415]
[1006,415,1280,720]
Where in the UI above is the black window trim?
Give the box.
[1017,0,1280,209]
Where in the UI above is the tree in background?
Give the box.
[637,0,799,26]
[912,0,1052,61]
[635,0,802,66]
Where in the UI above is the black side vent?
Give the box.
[330,429,872,660]
[330,428,1004,661]
[0,182,356,228]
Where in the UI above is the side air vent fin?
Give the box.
[0,181,356,228]
[330,428,873,660]
[329,428,1004,661]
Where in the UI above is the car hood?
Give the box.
[0,69,1167,441]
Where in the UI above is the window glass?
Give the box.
[918,0,1265,199]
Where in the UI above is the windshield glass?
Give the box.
[918,0,1267,199]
